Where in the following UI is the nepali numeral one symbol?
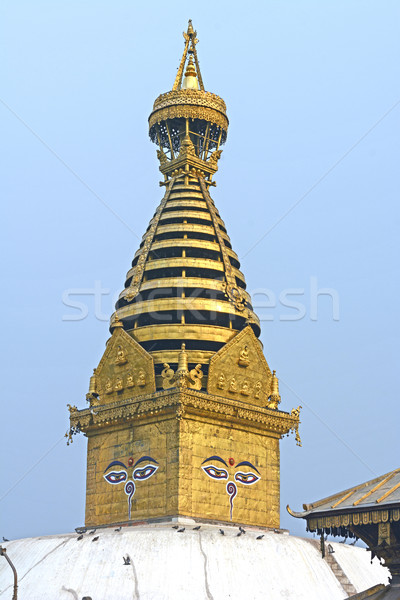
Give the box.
[201,456,261,520]
[104,456,159,519]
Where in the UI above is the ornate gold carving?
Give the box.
[289,406,302,446]
[229,376,237,393]
[94,327,155,403]
[179,133,196,158]
[161,363,175,390]
[70,388,299,438]
[160,346,204,391]
[67,404,78,414]
[207,149,222,168]
[137,369,146,387]
[189,364,203,390]
[115,345,127,365]
[114,377,123,392]
[240,380,250,396]
[290,405,302,420]
[151,89,227,116]
[208,326,272,407]
[149,104,228,137]
[238,345,250,367]
[156,148,168,166]
[217,373,225,389]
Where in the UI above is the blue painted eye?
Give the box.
[202,465,228,480]
[234,471,260,485]
[133,464,158,481]
[104,470,127,485]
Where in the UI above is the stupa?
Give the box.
[67,18,301,531]
[0,21,388,600]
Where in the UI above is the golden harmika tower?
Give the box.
[68,20,301,529]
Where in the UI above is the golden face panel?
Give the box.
[103,455,159,520]
[201,455,261,521]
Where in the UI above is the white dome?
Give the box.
[0,522,388,600]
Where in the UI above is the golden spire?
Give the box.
[172,20,204,91]
[182,54,199,90]
[149,20,228,182]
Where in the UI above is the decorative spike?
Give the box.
[172,20,203,92]
[182,55,198,90]
[111,313,124,330]
[267,370,281,410]
[88,369,97,396]
[177,343,189,373]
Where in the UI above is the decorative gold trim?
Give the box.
[307,507,400,531]
[151,89,227,116]
[131,324,237,344]
[69,388,300,440]
[149,104,228,134]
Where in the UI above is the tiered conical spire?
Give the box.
[111,21,260,390]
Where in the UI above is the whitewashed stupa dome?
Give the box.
[0,522,388,600]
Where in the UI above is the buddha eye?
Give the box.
[104,470,127,485]
[133,464,158,481]
[202,465,228,480]
[234,471,260,485]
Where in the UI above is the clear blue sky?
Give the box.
[1,1,399,540]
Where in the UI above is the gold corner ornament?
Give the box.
[290,405,302,446]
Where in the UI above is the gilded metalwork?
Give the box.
[161,344,204,390]
[208,326,272,407]
[198,177,248,313]
[69,20,301,531]
[124,177,176,302]
[267,370,281,410]
[93,327,155,403]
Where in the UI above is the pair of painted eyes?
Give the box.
[104,464,158,485]
[202,465,260,485]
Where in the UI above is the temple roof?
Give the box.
[288,468,400,519]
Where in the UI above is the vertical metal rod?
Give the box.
[165,123,175,160]
[215,128,223,153]
[202,123,211,160]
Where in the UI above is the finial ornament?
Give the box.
[173,20,203,91]
[160,344,203,391]
[149,21,228,182]
[267,370,281,410]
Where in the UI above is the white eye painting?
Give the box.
[103,456,159,519]
[201,455,261,521]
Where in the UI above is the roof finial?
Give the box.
[172,20,204,91]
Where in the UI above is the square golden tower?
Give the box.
[68,20,301,530]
